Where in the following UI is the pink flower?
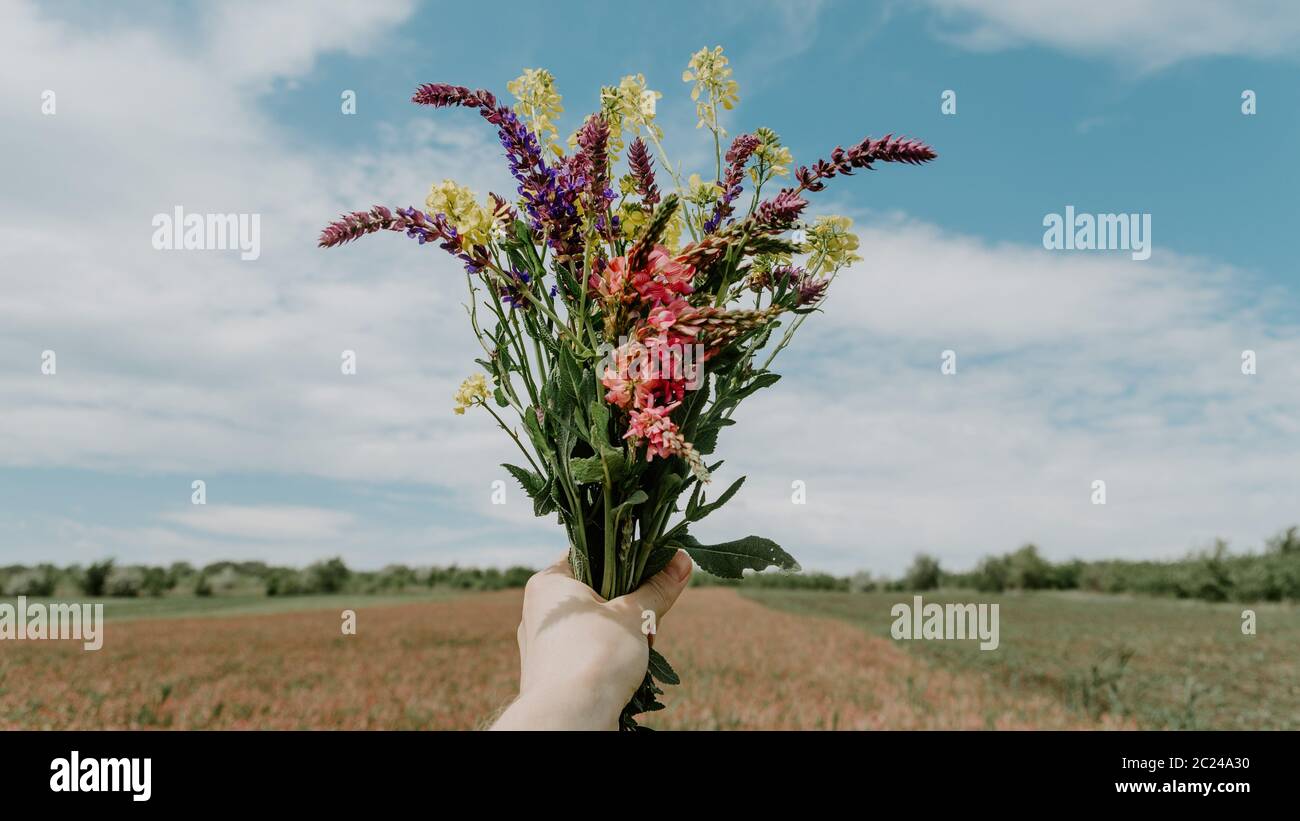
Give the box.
[631,247,694,305]
[624,399,682,461]
[647,306,676,332]
[588,255,631,302]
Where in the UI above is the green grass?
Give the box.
[744,588,1300,730]
[2,590,465,622]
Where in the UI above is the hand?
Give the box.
[489,549,693,730]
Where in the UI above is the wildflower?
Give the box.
[579,74,663,161]
[793,133,937,193]
[682,46,739,133]
[647,304,679,332]
[576,114,615,234]
[626,137,660,207]
[668,304,783,349]
[746,258,800,292]
[507,68,564,156]
[754,189,809,230]
[589,254,633,303]
[624,398,710,482]
[686,173,720,208]
[705,133,760,233]
[630,246,695,305]
[453,373,490,415]
[498,266,533,310]
[625,398,680,459]
[426,180,495,251]
[601,340,656,410]
[411,83,585,261]
[795,274,830,307]
[749,127,792,185]
[805,215,862,270]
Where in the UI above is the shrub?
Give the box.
[193,574,213,597]
[4,566,58,597]
[849,571,877,593]
[79,560,115,596]
[377,564,418,591]
[141,566,171,597]
[503,566,533,587]
[106,566,145,597]
[307,558,350,594]
[265,568,308,596]
[971,555,1010,592]
[903,554,942,591]
[1006,544,1053,590]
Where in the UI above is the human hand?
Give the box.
[489,549,693,730]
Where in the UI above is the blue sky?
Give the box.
[2,0,1298,574]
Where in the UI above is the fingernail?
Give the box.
[667,550,692,582]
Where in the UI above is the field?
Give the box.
[746,589,1300,730]
[1,586,1294,729]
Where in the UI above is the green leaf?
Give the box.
[731,371,781,403]
[691,417,735,455]
[639,546,678,583]
[569,449,627,485]
[589,399,610,437]
[648,648,680,686]
[672,534,799,579]
[687,476,745,522]
[613,489,648,519]
[558,346,583,402]
[569,455,605,484]
[501,464,556,517]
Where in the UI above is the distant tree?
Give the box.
[1266,526,1300,555]
[141,566,171,597]
[79,560,115,596]
[307,558,350,594]
[904,554,942,591]
[503,566,533,587]
[166,562,195,587]
[1007,544,1053,590]
[193,573,213,597]
[849,571,877,593]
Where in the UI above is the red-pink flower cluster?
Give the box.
[593,247,710,480]
[623,398,681,461]
[588,245,694,305]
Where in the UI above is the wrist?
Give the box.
[492,672,625,731]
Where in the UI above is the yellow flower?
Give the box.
[453,373,490,415]
[507,68,564,157]
[750,127,792,185]
[806,215,862,271]
[686,173,721,207]
[618,202,683,250]
[426,180,495,250]
[682,46,740,133]
[575,73,663,161]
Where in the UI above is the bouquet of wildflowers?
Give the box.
[320,47,934,729]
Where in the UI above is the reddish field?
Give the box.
[0,589,1111,730]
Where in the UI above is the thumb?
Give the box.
[616,549,693,623]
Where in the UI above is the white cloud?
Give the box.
[694,212,1300,573]
[919,0,1300,69]
[202,0,417,87]
[159,505,355,541]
